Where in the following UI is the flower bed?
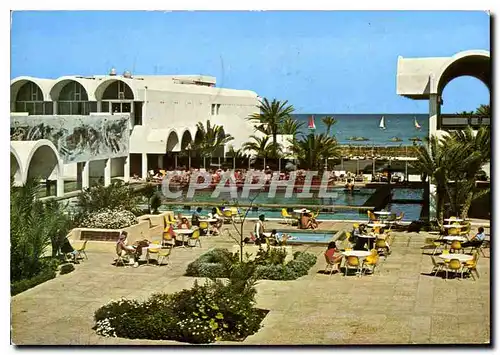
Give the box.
[80,209,138,229]
[186,248,317,281]
[94,275,267,344]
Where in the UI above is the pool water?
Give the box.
[283,232,336,244]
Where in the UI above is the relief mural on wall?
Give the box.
[10,115,130,163]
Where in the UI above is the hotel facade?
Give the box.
[10,72,260,195]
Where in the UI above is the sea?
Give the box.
[293,114,429,146]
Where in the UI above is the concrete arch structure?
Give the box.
[10,146,23,185]
[396,49,490,136]
[94,78,138,101]
[49,76,97,101]
[166,129,180,152]
[10,139,64,196]
[180,129,193,150]
[11,76,54,102]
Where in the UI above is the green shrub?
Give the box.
[186,249,317,281]
[59,263,75,275]
[11,268,57,296]
[94,265,266,344]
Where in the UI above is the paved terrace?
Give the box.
[11,221,490,345]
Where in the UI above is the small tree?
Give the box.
[223,190,262,262]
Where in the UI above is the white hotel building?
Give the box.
[10,71,260,191]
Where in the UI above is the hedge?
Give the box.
[11,268,57,296]
[186,248,317,281]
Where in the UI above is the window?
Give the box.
[216,104,221,115]
[134,102,143,125]
[211,104,216,115]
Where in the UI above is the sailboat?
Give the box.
[308,115,316,131]
[379,116,386,130]
[414,117,422,130]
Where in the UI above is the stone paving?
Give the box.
[11,221,491,345]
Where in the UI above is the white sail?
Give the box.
[414,117,421,129]
[379,116,386,130]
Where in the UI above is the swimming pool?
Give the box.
[283,232,336,244]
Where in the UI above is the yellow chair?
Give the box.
[75,240,88,261]
[222,209,233,224]
[421,237,443,255]
[324,253,341,275]
[459,222,471,236]
[450,240,462,254]
[367,210,378,222]
[157,247,172,267]
[430,256,445,276]
[463,252,479,280]
[188,229,201,247]
[281,208,293,225]
[375,239,389,257]
[215,207,224,217]
[146,246,161,265]
[199,220,210,235]
[444,258,463,279]
[164,213,177,227]
[344,256,362,277]
[362,250,379,275]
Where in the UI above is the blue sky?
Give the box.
[11,11,490,113]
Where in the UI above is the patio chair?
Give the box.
[188,229,201,248]
[444,258,463,279]
[375,238,389,257]
[430,255,445,276]
[75,240,88,261]
[450,240,463,254]
[146,246,161,265]
[421,237,443,255]
[215,207,225,218]
[157,247,172,267]
[344,256,362,277]
[163,226,176,247]
[281,208,294,225]
[362,249,379,275]
[164,213,177,227]
[222,210,233,224]
[367,210,378,223]
[199,220,210,235]
[463,252,480,280]
[394,212,405,226]
[324,253,340,276]
[459,222,471,236]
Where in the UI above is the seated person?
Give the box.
[353,224,369,250]
[325,241,343,273]
[191,207,202,227]
[178,217,191,230]
[208,208,223,235]
[116,231,139,267]
[461,227,486,248]
[60,238,78,263]
[299,213,318,230]
[275,231,291,246]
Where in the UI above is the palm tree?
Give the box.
[475,104,490,117]
[248,98,294,157]
[321,116,337,136]
[11,177,72,282]
[242,135,282,168]
[289,133,340,171]
[280,116,304,136]
[194,120,234,158]
[445,126,490,219]
[411,135,455,226]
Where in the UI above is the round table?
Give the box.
[442,236,468,242]
[263,232,272,237]
[374,211,391,216]
[438,254,472,262]
[173,229,194,247]
[342,250,371,258]
[443,224,465,228]
[202,218,218,223]
[444,218,464,222]
[367,223,387,228]
[294,209,311,214]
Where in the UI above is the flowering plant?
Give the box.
[80,209,137,229]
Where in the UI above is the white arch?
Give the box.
[10,146,23,185]
[50,76,97,101]
[94,77,139,101]
[10,139,62,184]
[433,50,490,94]
[11,76,53,102]
[180,129,194,149]
[166,129,180,152]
